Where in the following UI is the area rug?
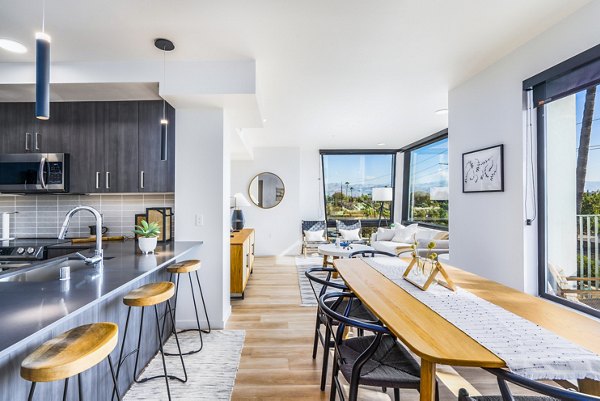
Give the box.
[295,256,344,306]
[124,330,245,401]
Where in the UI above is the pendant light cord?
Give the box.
[162,46,166,120]
[41,0,46,32]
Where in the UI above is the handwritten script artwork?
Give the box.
[462,144,504,192]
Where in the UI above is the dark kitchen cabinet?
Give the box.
[0,100,174,194]
[138,101,175,192]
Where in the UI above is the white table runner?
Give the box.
[362,257,600,380]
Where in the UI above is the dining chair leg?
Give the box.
[320,324,331,391]
[27,382,36,401]
[329,354,340,401]
[394,388,400,401]
[312,314,320,359]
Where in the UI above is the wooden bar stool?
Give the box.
[21,322,121,401]
[113,282,186,401]
[162,259,211,355]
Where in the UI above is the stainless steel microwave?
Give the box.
[0,153,70,193]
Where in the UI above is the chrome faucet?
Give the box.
[58,206,103,265]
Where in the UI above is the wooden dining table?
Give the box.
[333,258,600,401]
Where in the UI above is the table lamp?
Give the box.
[372,187,393,228]
[231,192,251,231]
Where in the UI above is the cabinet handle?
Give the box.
[105,172,110,189]
[140,171,145,189]
[34,133,40,151]
[25,133,31,151]
[95,172,100,189]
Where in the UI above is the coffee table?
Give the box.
[317,243,374,268]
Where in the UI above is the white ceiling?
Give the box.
[0,0,591,150]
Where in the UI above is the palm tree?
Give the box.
[345,181,350,197]
[576,86,597,214]
[350,187,354,199]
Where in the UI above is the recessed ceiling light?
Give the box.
[377,143,386,146]
[0,39,27,54]
[263,118,267,123]
[435,108,448,115]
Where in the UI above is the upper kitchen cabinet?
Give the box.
[0,103,41,153]
[0,99,175,194]
[138,101,175,192]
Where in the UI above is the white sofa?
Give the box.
[370,224,449,256]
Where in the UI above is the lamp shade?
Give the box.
[430,187,449,201]
[372,187,393,202]
[233,192,251,208]
[35,32,51,120]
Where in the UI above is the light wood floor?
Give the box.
[227,256,519,401]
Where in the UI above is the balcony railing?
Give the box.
[577,214,600,288]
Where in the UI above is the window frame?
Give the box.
[527,44,600,319]
[319,149,397,228]
[401,129,449,231]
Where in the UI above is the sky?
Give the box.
[322,154,394,196]
[409,137,449,192]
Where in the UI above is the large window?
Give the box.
[528,44,600,317]
[321,151,396,227]
[401,131,449,228]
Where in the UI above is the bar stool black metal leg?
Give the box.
[165,300,187,382]
[153,305,172,401]
[166,274,203,355]
[27,382,36,401]
[194,271,211,333]
[132,307,146,383]
[161,273,175,340]
[78,374,83,401]
[112,306,131,401]
[107,355,122,401]
[62,377,69,401]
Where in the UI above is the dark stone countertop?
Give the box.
[0,240,202,359]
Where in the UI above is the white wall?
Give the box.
[174,108,231,329]
[448,1,600,293]
[231,147,302,256]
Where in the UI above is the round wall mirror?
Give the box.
[248,172,285,209]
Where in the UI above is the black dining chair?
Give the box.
[349,250,397,258]
[305,267,377,391]
[319,291,439,401]
[459,368,600,401]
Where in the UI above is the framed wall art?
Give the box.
[462,144,504,193]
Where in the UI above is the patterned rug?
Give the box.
[295,256,344,306]
[124,330,245,401]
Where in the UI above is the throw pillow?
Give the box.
[336,220,361,231]
[376,227,396,241]
[304,230,325,242]
[339,228,361,241]
[392,224,418,243]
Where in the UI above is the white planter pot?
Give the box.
[138,237,158,254]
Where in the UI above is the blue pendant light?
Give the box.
[35,0,50,120]
[154,38,174,161]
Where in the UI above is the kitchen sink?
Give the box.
[0,257,113,283]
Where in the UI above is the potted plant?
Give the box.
[134,220,160,254]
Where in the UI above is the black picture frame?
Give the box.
[462,144,504,193]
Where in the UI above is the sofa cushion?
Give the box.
[372,241,413,255]
[433,231,449,240]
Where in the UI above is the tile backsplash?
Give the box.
[0,194,174,239]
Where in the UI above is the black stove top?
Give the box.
[0,238,70,260]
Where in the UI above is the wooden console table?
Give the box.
[230,228,255,299]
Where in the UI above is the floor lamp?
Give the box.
[372,187,393,228]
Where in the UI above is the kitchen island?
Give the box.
[0,240,202,401]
